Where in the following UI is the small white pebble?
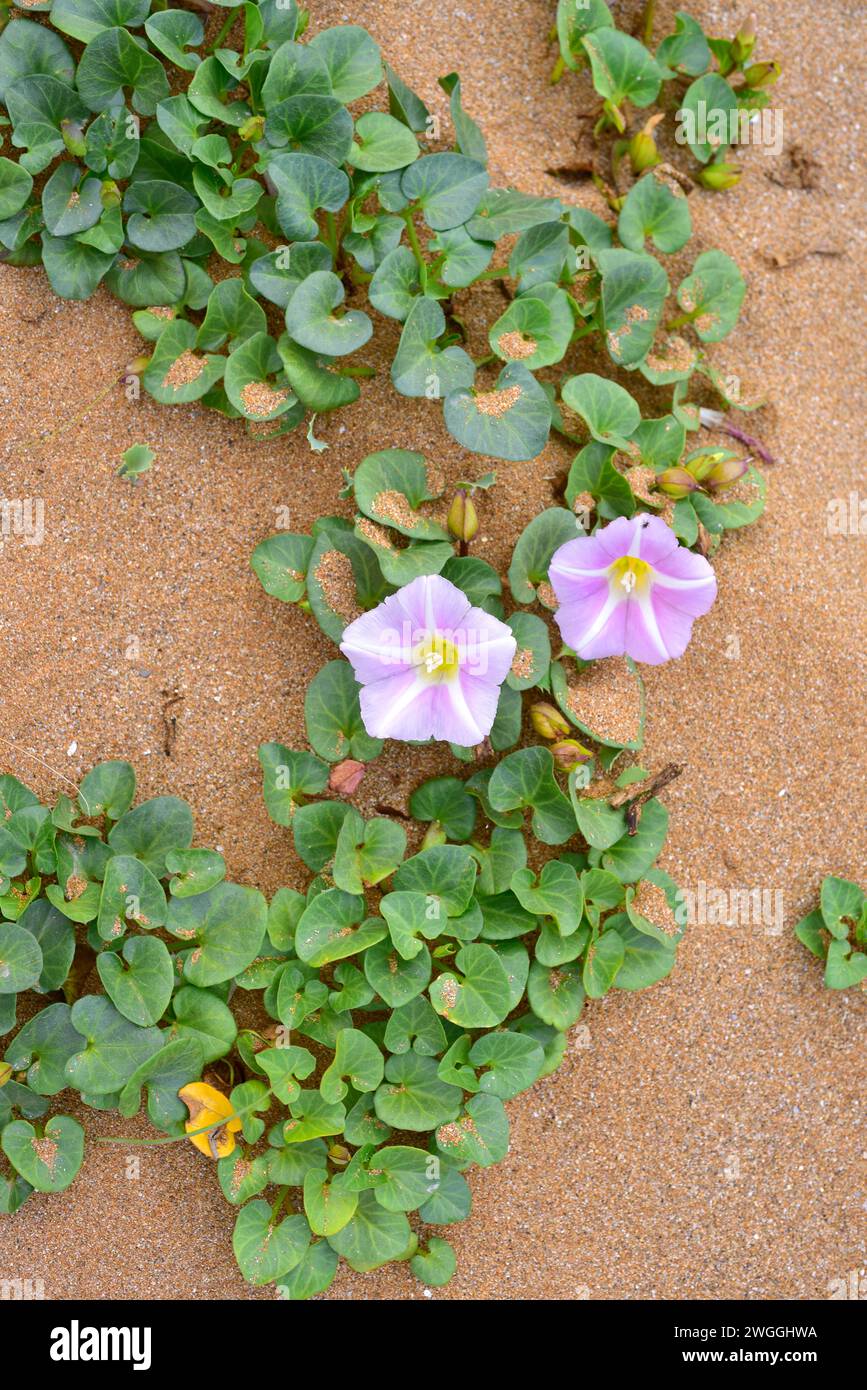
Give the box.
[67,741,77,756]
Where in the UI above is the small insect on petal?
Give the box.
[179,1082,241,1160]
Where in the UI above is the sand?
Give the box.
[0,0,865,1300]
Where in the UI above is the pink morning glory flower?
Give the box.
[549,514,717,665]
[340,573,517,745]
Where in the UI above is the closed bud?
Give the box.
[551,739,593,772]
[0,1060,12,1088]
[530,702,570,740]
[731,14,757,64]
[685,450,727,482]
[447,489,478,544]
[328,1143,351,1166]
[123,355,151,378]
[704,456,749,492]
[238,114,266,143]
[696,160,742,191]
[628,113,663,173]
[101,179,122,209]
[743,60,780,89]
[60,119,87,158]
[656,467,700,499]
[329,759,365,796]
[421,820,447,850]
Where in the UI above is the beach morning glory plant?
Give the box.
[549,515,717,664]
[340,574,517,744]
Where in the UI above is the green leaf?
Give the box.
[374,1052,462,1131]
[581,27,664,110]
[291,803,351,875]
[411,1236,457,1286]
[409,777,476,842]
[0,157,33,221]
[570,792,627,851]
[618,171,692,254]
[304,659,384,763]
[3,1002,81,1095]
[391,294,475,398]
[40,233,114,300]
[679,73,738,162]
[303,1169,359,1235]
[51,0,151,45]
[350,111,419,172]
[429,943,512,1028]
[268,151,349,241]
[2,1115,84,1193]
[76,26,170,116]
[248,240,332,309]
[224,330,299,420]
[429,224,493,288]
[690,465,765,533]
[824,939,867,990]
[444,362,551,462]
[96,935,174,1027]
[65,995,164,1095]
[233,1202,310,1286]
[527,959,585,1027]
[0,21,75,105]
[119,1037,204,1130]
[276,336,360,412]
[600,798,669,882]
[251,531,313,605]
[295,889,385,968]
[121,177,196,253]
[401,152,488,231]
[489,282,574,370]
[166,848,226,899]
[556,0,614,70]
[142,320,225,403]
[96,853,167,941]
[368,244,420,320]
[17,901,75,993]
[819,876,865,940]
[307,24,382,101]
[488,746,576,845]
[565,440,635,519]
[144,9,204,72]
[306,524,389,643]
[276,1240,339,1301]
[511,860,584,935]
[383,995,446,1057]
[265,93,353,164]
[364,939,431,1008]
[258,743,329,826]
[167,985,237,1066]
[352,448,447,541]
[108,795,193,876]
[105,248,186,307]
[465,188,562,241]
[333,812,406,894]
[187,54,250,126]
[614,917,677,990]
[469,1030,545,1100]
[677,249,746,342]
[656,11,712,76]
[435,1092,509,1167]
[0,922,42,994]
[507,507,579,604]
[793,907,827,960]
[169,883,268,987]
[320,1027,384,1103]
[384,61,430,132]
[285,269,373,356]
[393,844,477,918]
[438,70,487,163]
[583,928,624,996]
[326,1188,411,1272]
[5,73,87,176]
[595,248,669,368]
[197,278,266,351]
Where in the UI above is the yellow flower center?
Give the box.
[416,632,461,683]
[609,555,652,596]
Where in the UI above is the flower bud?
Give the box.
[101,179,122,209]
[530,702,570,740]
[696,160,742,191]
[731,14,757,64]
[329,759,365,796]
[60,119,87,158]
[685,450,727,483]
[628,113,663,173]
[655,467,700,499]
[328,1143,351,1166]
[743,60,780,89]
[421,820,447,850]
[123,355,151,379]
[447,489,478,544]
[238,114,266,143]
[0,1061,12,1088]
[551,738,593,772]
[704,456,749,492]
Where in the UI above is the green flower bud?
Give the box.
[743,60,780,89]
[704,457,749,492]
[123,355,151,378]
[101,179,122,210]
[731,14,757,64]
[685,451,727,483]
[551,739,593,772]
[530,702,570,740]
[628,114,663,174]
[421,820,447,850]
[447,489,479,544]
[238,114,266,143]
[696,160,742,191]
[656,467,700,499]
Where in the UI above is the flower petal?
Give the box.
[358,669,430,740]
[555,585,628,660]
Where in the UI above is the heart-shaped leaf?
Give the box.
[96,935,174,1027]
[304,659,384,763]
[595,248,669,367]
[65,995,164,1095]
[108,795,194,877]
[617,171,692,254]
[374,1052,462,1131]
[233,1202,311,1286]
[676,249,746,342]
[435,1092,509,1168]
[444,362,551,462]
[391,294,475,398]
[487,747,576,845]
[429,943,512,1028]
[295,889,385,968]
[401,152,488,231]
[2,1114,84,1193]
[76,25,170,116]
[285,269,373,356]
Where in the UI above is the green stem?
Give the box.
[550,56,566,85]
[665,310,699,330]
[208,10,238,52]
[401,207,427,292]
[641,0,657,47]
[270,1185,291,1223]
[323,210,339,259]
[476,267,509,280]
[473,353,496,368]
[338,364,376,378]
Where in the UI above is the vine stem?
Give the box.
[400,207,428,291]
[208,9,239,52]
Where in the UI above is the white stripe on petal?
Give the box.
[571,588,623,651]
[637,593,671,661]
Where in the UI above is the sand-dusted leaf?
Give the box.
[383,995,446,1058]
[691,465,765,533]
[108,795,193,876]
[2,1115,84,1194]
[556,0,614,69]
[374,1051,462,1131]
[302,1169,359,1235]
[469,1030,545,1100]
[269,151,349,241]
[258,743,329,827]
[295,889,385,968]
[678,73,738,163]
[600,798,669,882]
[41,162,103,238]
[304,659,384,763]
[465,188,562,241]
[251,531,313,604]
[65,995,164,1095]
[76,25,170,116]
[565,439,635,519]
[444,362,551,462]
[391,294,475,398]
[508,507,578,604]
[624,867,684,947]
[656,11,711,76]
[618,172,692,254]
[0,158,33,221]
[165,849,226,899]
[352,448,447,541]
[511,860,583,935]
[595,248,669,367]
[233,1202,311,1286]
[40,233,115,300]
[96,935,174,1027]
[364,938,431,1007]
[549,655,646,750]
[325,1188,411,1271]
[677,249,746,342]
[429,943,512,1028]
[581,27,664,111]
[285,269,372,356]
[224,330,299,421]
[0,923,42,995]
[527,958,584,1028]
[435,1092,508,1168]
[320,1027,384,1103]
[307,24,382,101]
[583,927,625,997]
[401,152,487,231]
[96,854,168,941]
[143,320,225,403]
[489,282,574,369]
[169,882,268,987]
